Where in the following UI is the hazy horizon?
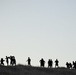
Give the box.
[0,0,76,67]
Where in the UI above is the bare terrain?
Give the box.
[0,65,76,75]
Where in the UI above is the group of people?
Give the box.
[39,58,59,68]
[26,57,76,69]
[27,57,59,68]
[0,56,16,66]
[0,57,59,68]
[66,61,76,69]
[1,56,76,69]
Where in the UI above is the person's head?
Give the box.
[1,58,3,60]
[28,57,30,59]
[41,58,43,60]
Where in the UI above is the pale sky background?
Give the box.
[0,0,76,67]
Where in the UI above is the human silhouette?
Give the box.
[66,62,72,69]
[73,61,75,69]
[48,59,53,68]
[66,62,69,68]
[10,56,13,66]
[69,63,72,69]
[5,56,9,66]
[0,58,5,66]
[12,56,16,66]
[55,59,59,68]
[10,56,16,66]
[39,58,45,67]
[26,57,31,66]
[72,61,76,69]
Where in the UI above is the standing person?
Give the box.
[5,56,9,66]
[39,58,45,67]
[73,61,76,69]
[55,59,59,68]
[13,56,16,66]
[48,59,53,68]
[0,58,5,66]
[69,63,72,69]
[10,56,16,66]
[10,56,13,66]
[66,62,69,68]
[26,57,31,66]
[73,61,75,69]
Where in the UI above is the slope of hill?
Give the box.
[0,65,76,75]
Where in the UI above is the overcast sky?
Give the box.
[0,0,76,67]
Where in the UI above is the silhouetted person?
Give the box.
[10,56,16,66]
[40,58,45,67]
[66,62,69,68]
[10,56,13,66]
[0,58,5,66]
[12,56,16,66]
[48,59,53,68]
[73,61,76,69]
[27,57,31,66]
[5,56,9,66]
[73,61,75,69]
[66,62,72,69]
[69,63,72,69]
[55,59,59,68]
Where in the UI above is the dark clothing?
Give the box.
[40,58,45,67]
[27,57,31,66]
[73,61,76,69]
[55,59,59,68]
[66,62,69,68]
[6,56,9,66]
[48,59,53,68]
[1,58,5,65]
[10,56,16,66]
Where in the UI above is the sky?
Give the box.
[0,0,76,67]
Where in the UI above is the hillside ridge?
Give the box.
[0,65,76,75]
